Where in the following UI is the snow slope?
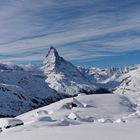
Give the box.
[1,123,140,140]
[17,94,136,124]
[115,66,140,104]
[0,94,140,140]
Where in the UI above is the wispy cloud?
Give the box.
[0,0,140,65]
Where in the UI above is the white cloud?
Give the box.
[0,0,139,64]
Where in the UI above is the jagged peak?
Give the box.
[43,46,61,65]
[46,46,59,58]
[41,46,79,75]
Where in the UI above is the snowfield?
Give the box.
[0,94,140,140]
[1,122,140,140]
[17,94,137,123]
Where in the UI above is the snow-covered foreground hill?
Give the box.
[1,122,140,140]
[0,94,140,140]
[17,94,137,122]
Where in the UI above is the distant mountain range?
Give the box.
[0,47,139,117]
[79,64,140,104]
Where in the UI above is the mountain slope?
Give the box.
[40,47,97,96]
[114,66,140,104]
[0,63,65,117]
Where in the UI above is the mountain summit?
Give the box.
[40,47,97,95]
[43,46,61,65]
[42,46,67,74]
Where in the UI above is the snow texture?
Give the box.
[0,94,140,140]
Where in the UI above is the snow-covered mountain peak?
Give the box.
[41,46,83,75]
[42,46,67,74]
[43,46,61,65]
[40,47,97,95]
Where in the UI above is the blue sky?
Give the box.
[0,0,140,67]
